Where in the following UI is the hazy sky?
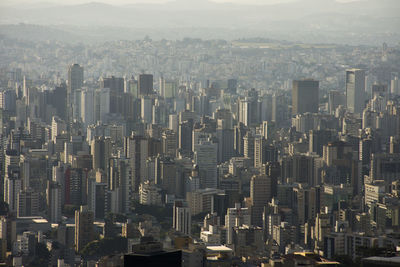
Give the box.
[3,0,362,6]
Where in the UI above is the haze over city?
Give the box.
[0,0,399,266]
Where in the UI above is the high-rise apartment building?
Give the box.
[173,200,191,235]
[225,203,251,245]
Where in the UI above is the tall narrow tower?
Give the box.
[67,64,84,123]
[346,69,365,114]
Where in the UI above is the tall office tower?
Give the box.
[75,206,94,252]
[194,140,218,189]
[178,120,193,153]
[346,69,365,114]
[216,121,234,164]
[125,134,149,192]
[100,76,125,114]
[292,79,319,115]
[250,175,272,226]
[155,156,177,195]
[47,181,62,223]
[68,64,84,94]
[172,200,191,235]
[91,137,111,171]
[261,94,273,122]
[52,83,68,120]
[87,179,107,219]
[108,158,131,214]
[152,99,168,126]
[81,89,95,127]
[225,203,251,245]
[72,88,82,121]
[95,88,110,122]
[65,168,84,206]
[4,168,21,213]
[272,93,288,127]
[141,97,153,124]
[138,74,153,96]
[17,189,39,217]
[67,64,84,122]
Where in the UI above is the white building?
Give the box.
[173,201,191,235]
[225,203,251,245]
[200,225,221,245]
[139,181,162,206]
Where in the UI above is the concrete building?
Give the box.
[346,69,365,114]
[74,206,94,252]
[292,79,319,115]
[173,200,191,235]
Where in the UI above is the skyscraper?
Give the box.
[47,181,62,223]
[4,168,21,213]
[292,79,319,115]
[250,175,272,226]
[346,69,365,114]
[67,64,84,94]
[75,206,94,252]
[91,137,112,172]
[194,140,218,189]
[173,200,191,235]
[67,64,84,122]
[138,74,153,96]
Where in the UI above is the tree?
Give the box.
[80,236,128,259]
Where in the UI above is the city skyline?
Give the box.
[0,0,399,266]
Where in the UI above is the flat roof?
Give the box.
[206,245,232,252]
